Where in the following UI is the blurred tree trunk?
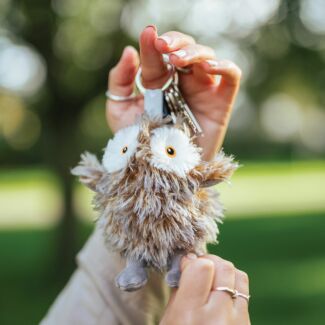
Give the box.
[16,0,132,276]
[19,0,79,276]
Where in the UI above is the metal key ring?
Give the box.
[135,64,178,95]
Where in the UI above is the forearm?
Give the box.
[41,227,168,325]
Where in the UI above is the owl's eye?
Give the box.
[102,124,139,173]
[166,146,176,158]
[150,126,200,177]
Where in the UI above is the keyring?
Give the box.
[135,65,178,95]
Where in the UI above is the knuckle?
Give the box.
[237,270,249,284]
[204,45,215,56]
[219,261,235,273]
[187,35,196,44]
[194,258,215,273]
[163,31,177,38]
[206,254,223,263]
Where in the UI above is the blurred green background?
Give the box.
[1,0,325,324]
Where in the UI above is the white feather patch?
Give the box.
[102,124,139,173]
[149,126,201,177]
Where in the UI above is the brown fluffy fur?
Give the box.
[72,116,238,271]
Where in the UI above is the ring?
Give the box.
[105,91,140,102]
[215,286,250,302]
[106,60,179,101]
[135,65,177,95]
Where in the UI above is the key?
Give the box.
[164,83,203,136]
[140,68,203,136]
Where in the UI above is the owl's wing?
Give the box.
[71,152,105,192]
[196,151,239,188]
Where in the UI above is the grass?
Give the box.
[212,212,325,325]
[1,160,325,227]
[1,161,324,323]
[1,212,325,324]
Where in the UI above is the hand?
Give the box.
[106,25,241,160]
[160,255,250,325]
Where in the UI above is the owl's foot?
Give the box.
[165,269,181,288]
[165,253,184,288]
[115,260,148,292]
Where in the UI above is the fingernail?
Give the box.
[186,253,197,260]
[207,59,233,68]
[145,24,157,31]
[125,45,135,51]
[157,35,172,46]
[122,46,133,56]
[206,59,220,68]
[172,50,187,58]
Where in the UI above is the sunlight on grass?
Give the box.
[76,160,325,222]
[0,169,62,228]
[0,160,324,228]
[219,160,325,217]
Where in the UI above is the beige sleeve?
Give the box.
[40,227,169,325]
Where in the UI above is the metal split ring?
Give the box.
[215,286,250,302]
[106,63,179,101]
[135,64,178,95]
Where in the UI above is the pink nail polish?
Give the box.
[173,50,187,58]
[157,35,172,45]
[145,24,157,31]
[206,60,220,68]
[207,59,233,68]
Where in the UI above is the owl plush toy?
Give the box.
[72,115,237,291]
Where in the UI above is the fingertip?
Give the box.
[140,24,158,45]
[180,253,197,272]
[169,54,181,66]
[123,45,137,56]
[121,46,139,64]
[109,46,139,88]
[169,53,189,67]
[145,24,157,32]
[155,38,170,53]
[139,25,169,87]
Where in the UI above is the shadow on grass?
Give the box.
[0,212,325,325]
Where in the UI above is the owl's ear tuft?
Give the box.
[196,151,239,188]
[71,152,105,192]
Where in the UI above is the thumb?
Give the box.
[139,25,169,89]
[108,46,139,97]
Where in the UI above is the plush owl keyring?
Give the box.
[72,113,238,292]
[73,63,238,291]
